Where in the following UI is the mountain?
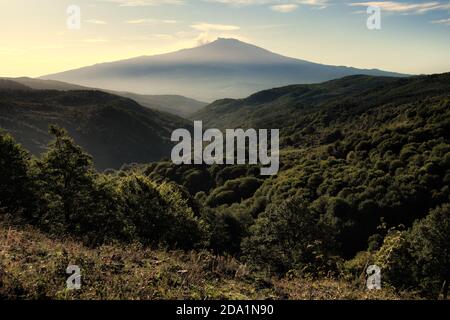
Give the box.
[192,73,450,130]
[42,38,407,102]
[1,77,206,117]
[0,89,190,170]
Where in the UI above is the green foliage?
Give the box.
[408,204,450,297]
[0,126,206,249]
[33,126,99,236]
[156,182,207,248]
[242,197,337,275]
[0,131,35,217]
[202,206,252,254]
[374,204,450,298]
[374,229,415,290]
[2,73,450,298]
[0,89,190,170]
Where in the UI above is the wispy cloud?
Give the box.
[270,4,299,12]
[125,18,178,24]
[189,22,242,45]
[431,17,450,25]
[297,0,329,9]
[205,0,329,10]
[83,38,109,43]
[86,19,108,25]
[191,22,241,31]
[349,1,450,15]
[100,0,185,7]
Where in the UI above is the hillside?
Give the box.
[148,72,450,283]
[1,73,449,299]
[1,77,206,117]
[2,77,87,90]
[0,79,31,91]
[193,73,450,130]
[110,92,206,118]
[0,222,411,300]
[0,89,189,170]
[42,38,406,101]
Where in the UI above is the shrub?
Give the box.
[408,204,450,298]
[242,197,336,275]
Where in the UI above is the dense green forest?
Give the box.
[1,73,450,299]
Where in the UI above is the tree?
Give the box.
[375,204,450,298]
[0,131,35,217]
[157,182,206,249]
[242,197,336,274]
[409,204,450,298]
[118,174,167,243]
[34,126,97,235]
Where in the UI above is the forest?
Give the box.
[1,73,450,299]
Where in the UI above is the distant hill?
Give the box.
[107,91,206,118]
[3,77,87,90]
[192,73,450,130]
[42,38,407,102]
[1,77,206,117]
[0,89,190,170]
[0,79,31,91]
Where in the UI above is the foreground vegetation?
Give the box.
[0,222,415,300]
[1,73,450,299]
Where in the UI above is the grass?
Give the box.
[0,222,418,300]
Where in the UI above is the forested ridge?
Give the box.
[0,88,190,170]
[1,73,450,299]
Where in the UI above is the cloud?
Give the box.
[125,18,178,24]
[83,38,109,43]
[205,0,329,9]
[203,0,272,7]
[297,0,329,9]
[349,1,450,15]
[86,19,108,25]
[431,17,450,25]
[191,22,241,31]
[100,0,185,7]
[189,22,242,46]
[270,4,299,12]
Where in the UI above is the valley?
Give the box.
[1,71,449,300]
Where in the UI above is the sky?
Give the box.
[0,0,449,77]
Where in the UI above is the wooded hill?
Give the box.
[0,85,190,170]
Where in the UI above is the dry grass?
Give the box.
[0,223,418,300]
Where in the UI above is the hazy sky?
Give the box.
[1,0,449,77]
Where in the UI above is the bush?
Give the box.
[409,204,450,298]
[374,229,415,290]
[374,204,450,298]
[157,182,207,249]
[242,197,337,275]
